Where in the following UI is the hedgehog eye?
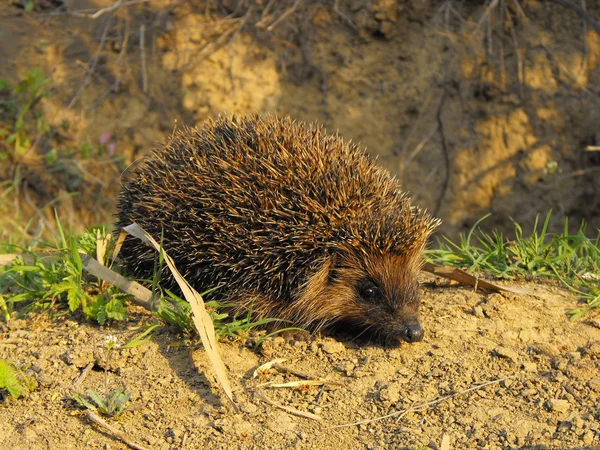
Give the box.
[357,280,380,301]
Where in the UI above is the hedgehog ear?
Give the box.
[327,253,339,284]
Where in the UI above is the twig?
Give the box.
[182,12,251,70]
[86,410,150,450]
[434,91,450,218]
[326,375,516,429]
[273,363,317,380]
[575,0,589,83]
[557,166,600,179]
[545,0,600,36]
[267,0,302,31]
[255,389,322,421]
[45,0,149,19]
[66,18,111,111]
[586,145,600,151]
[401,123,438,178]
[473,0,499,35]
[506,9,524,98]
[73,362,95,388]
[256,0,277,28]
[140,24,148,93]
[89,0,123,19]
[333,0,357,30]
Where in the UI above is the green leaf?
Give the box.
[67,286,82,311]
[105,297,127,321]
[0,360,24,398]
[123,324,161,348]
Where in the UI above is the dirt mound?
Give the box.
[1,1,599,239]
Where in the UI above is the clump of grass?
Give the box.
[1,222,291,341]
[426,212,600,317]
[0,68,50,162]
[0,222,130,324]
[0,360,37,399]
[156,289,285,342]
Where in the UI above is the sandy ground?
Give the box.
[1,279,600,450]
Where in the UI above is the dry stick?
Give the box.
[255,389,323,421]
[256,0,277,28]
[41,0,148,18]
[574,0,589,82]
[333,0,358,30]
[327,375,516,429]
[545,0,600,36]
[182,19,243,70]
[66,18,111,111]
[87,0,148,19]
[73,362,95,388]
[433,91,450,218]
[506,7,524,98]
[267,0,302,31]
[273,363,319,380]
[140,24,148,93]
[86,410,150,450]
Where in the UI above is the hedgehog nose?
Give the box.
[403,323,424,343]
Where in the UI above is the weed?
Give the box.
[0,225,131,324]
[0,360,37,399]
[0,68,50,161]
[73,388,131,417]
[155,289,287,342]
[426,212,600,316]
[122,324,162,349]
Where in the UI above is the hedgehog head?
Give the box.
[292,213,438,344]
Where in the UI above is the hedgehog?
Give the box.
[116,115,440,343]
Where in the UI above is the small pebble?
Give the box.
[493,346,518,361]
[582,431,594,445]
[321,340,345,354]
[547,399,570,412]
[521,388,537,397]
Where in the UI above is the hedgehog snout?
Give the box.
[400,322,424,343]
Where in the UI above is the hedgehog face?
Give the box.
[295,250,425,344]
[345,251,424,343]
[353,273,423,343]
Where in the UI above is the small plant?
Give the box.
[98,334,121,389]
[0,68,50,161]
[0,359,37,399]
[426,212,600,316]
[155,289,287,342]
[0,223,131,324]
[74,388,131,417]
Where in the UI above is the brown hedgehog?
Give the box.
[116,115,440,343]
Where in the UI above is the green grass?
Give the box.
[1,211,598,339]
[0,224,289,342]
[426,212,600,318]
[0,222,130,324]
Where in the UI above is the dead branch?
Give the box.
[66,18,111,110]
[140,24,148,93]
[64,0,149,19]
[544,0,600,36]
[333,0,358,30]
[267,0,302,32]
[434,91,450,218]
[86,410,150,450]
[327,375,516,429]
